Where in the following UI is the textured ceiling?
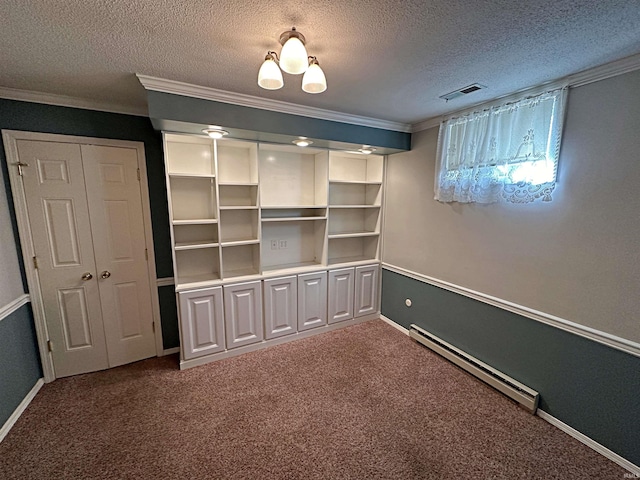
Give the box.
[1,0,640,125]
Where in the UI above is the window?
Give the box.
[434,87,567,204]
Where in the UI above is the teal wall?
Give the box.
[147,91,411,153]
[0,304,42,427]
[0,99,179,354]
[381,268,640,465]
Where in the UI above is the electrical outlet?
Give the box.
[278,240,287,249]
[271,240,278,250]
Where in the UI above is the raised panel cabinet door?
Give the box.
[355,264,379,318]
[297,271,327,332]
[17,139,109,377]
[179,286,225,360]
[328,268,354,324]
[224,281,263,349]
[263,276,297,340]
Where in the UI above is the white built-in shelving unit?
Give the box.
[164,132,384,368]
[327,151,383,266]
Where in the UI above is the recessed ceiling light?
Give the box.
[293,137,313,147]
[202,127,229,139]
[358,145,376,155]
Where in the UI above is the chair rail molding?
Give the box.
[0,294,30,322]
[382,263,640,358]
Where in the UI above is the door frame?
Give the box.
[2,130,164,382]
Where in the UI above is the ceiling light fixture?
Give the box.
[202,127,229,139]
[358,146,376,155]
[258,27,327,94]
[293,137,313,147]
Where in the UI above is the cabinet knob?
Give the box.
[100,270,111,279]
[81,272,93,281]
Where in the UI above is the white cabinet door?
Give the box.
[263,276,297,340]
[224,280,263,349]
[179,286,225,360]
[298,271,327,331]
[328,268,354,324]
[355,264,379,318]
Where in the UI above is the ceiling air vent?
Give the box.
[440,83,485,102]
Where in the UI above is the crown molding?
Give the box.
[0,86,148,117]
[136,74,412,133]
[411,52,640,132]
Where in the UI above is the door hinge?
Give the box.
[47,340,53,352]
[145,248,148,261]
[152,321,155,333]
[32,256,38,269]
[14,162,29,176]
[137,168,141,181]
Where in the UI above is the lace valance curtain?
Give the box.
[434,87,568,204]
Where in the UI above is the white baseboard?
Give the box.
[0,378,44,443]
[536,409,639,475]
[382,310,639,475]
[162,347,180,356]
[380,314,409,335]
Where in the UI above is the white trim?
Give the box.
[0,294,30,322]
[411,117,441,133]
[156,277,175,287]
[536,410,640,475]
[0,378,44,443]
[134,142,165,357]
[162,347,180,356]
[2,130,164,382]
[380,314,409,335]
[136,74,412,133]
[0,86,147,117]
[381,263,640,358]
[411,52,640,132]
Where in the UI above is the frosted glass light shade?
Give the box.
[280,37,308,74]
[302,62,327,94]
[258,58,284,90]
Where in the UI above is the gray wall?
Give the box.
[0,164,23,307]
[381,70,640,464]
[381,269,640,466]
[0,304,42,426]
[0,99,181,415]
[383,69,640,344]
[0,147,41,427]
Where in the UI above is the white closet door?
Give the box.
[17,140,109,377]
[81,145,156,368]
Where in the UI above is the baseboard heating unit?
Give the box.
[409,324,540,413]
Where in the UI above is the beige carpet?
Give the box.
[0,320,626,479]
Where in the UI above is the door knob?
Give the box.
[81,272,93,281]
[100,271,111,279]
